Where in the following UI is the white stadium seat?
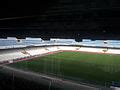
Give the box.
[0,46,120,63]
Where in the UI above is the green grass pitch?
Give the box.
[8,51,120,85]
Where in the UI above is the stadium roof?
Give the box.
[0,0,120,40]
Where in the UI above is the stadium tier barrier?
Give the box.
[0,46,120,63]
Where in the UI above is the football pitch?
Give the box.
[8,51,120,85]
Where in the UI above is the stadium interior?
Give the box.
[0,37,120,90]
[0,0,120,90]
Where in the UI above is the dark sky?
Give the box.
[0,0,120,41]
